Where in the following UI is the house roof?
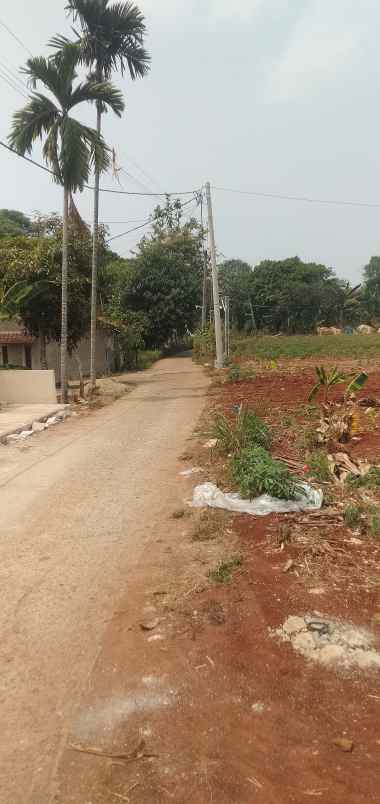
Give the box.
[0,332,34,345]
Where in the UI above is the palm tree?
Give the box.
[51,1,150,392]
[8,44,124,401]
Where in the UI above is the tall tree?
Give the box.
[52,0,150,392]
[218,259,254,330]
[0,209,32,237]
[123,199,203,346]
[362,257,380,319]
[8,44,124,400]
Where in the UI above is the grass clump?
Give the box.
[208,555,243,584]
[347,467,380,490]
[307,451,331,482]
[231,446,304,500]
[343,503,366,529]
[207,406,271,455]
[368,512,380,538]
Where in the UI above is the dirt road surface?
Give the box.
[0,356,208,804]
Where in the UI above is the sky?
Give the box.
[1,0,380,282]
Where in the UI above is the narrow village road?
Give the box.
[0,356,208,804]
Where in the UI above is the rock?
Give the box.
[283,559,294,573]
[333,737,354,753]
[46,417,58,426]
[172,509,185,519]
[32,421,46,432]
[140,618,160,631]
[282,616,305,636]
[251,702,265,714]
[318,644,346,665]
[203,439,218,449]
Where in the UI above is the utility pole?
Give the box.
[201,248,208,330]
[200,193,208,330]
[205,182,224,369]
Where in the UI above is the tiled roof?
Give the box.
[0,332,34,345]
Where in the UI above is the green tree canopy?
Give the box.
[0,209,32,237]
[362,256,380,319]
[119,198,203,347]
[218,259,254,330]
[250,256,345,333]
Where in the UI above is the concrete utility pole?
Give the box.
[205,182,224,369]
[201,248,208,330]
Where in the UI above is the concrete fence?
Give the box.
[0,370,57,404]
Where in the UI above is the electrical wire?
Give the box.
[212,185,380,210]
[106,198,198,244]
[0,67,28,99]
[0,140,202,197]
[0,18,33,57]
[0,58,28,93]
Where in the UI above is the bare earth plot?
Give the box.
[0,356,208,804]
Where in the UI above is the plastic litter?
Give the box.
[190,482,323,516]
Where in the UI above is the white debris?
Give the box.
[32,421,46,432]
[273,614,380,671]
[180,467,203,477]
[190,482,323,516]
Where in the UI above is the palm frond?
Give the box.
[8,95,60,155]
[68,80,124,115]
[64,0,150,80]
[60,117,110,191]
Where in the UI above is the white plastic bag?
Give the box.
[190,482,323,516]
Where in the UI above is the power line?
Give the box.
[0,141,202,197]
[0,18,33,57]
[212,185,380,210]
[0,67,28,99]
[0,58,28,93]
[106,198,198,244]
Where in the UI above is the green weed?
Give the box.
[368,513,380,539]
[206,406,271,455]
[307,451,331,483]
[343,503,365,529]
[347,467,380,490]
[208,555,243,584]
[230,446,303,500]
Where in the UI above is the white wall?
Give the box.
[0,370,57,404]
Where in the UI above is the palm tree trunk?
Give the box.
[90,99,102,392]
[61,184,69,403]
[39,329,48,369]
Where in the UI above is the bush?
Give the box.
[207,406,271,454]
[347,467,380,489]
[230,446,303,500]
[192,326,215,362]
[307,451,331,482]
[343,503,365,529]
[208,555,242,584]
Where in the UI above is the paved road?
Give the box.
[0,356,208,804]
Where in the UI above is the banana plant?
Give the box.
[308,366,347,402]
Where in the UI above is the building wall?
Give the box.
[0,322,115,381]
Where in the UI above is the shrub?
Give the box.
[343,503,365,529]
[208,555,242,584]
[230,446,304,500]
[347,467,380,489]
[192,327,215,362]
[368,512,380,539]
[227,365,241,383]
[207,406,271,454]
[307,451,331,482]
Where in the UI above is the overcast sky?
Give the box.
[1,0,380,281]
